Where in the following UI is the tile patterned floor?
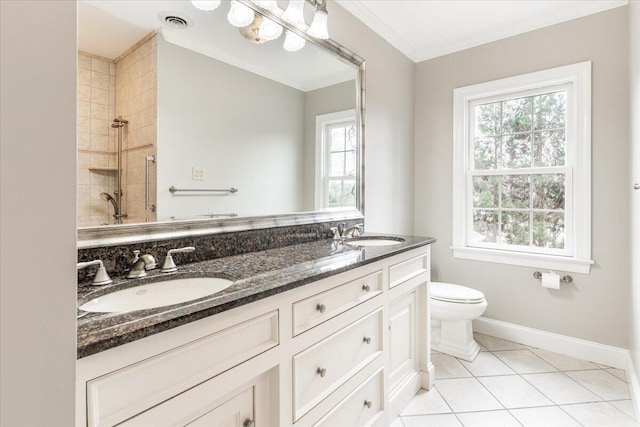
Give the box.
[394,333,636,426]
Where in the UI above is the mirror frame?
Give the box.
[78,0,365,249]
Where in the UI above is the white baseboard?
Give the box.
[473,317,628,369]
[625,352,640,422]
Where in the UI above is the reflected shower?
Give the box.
[110,116,128,224]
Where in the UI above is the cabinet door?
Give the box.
[187,388,253,427]
[388,292,417,391]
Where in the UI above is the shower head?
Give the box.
[100,192,119,213]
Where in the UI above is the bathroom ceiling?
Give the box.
[78,1,354,92]
[335,0,628,62]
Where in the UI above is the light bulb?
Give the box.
[259,17,283,41]
[227,1,254,27]
[191,0,221,11]
[306,9,328,39]
[282,0,306,28]
[283,30,305,52]
[254,0,277,11]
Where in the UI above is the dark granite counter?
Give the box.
[77,234,436,359]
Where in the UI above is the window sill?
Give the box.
[451,246,593,274]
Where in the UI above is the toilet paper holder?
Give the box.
[533,271,573,284]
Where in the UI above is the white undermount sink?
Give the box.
[79,277,234,313]
[345,236,405,247]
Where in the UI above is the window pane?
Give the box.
[533,212,565,249]
[502,175,530,208]
[502,133,531,168]
[534,91,566,130]
[533,130,565,167]
[502,97,532,134]
[327,179,355,207]
[474,137,499,170]
[501,211,530,246]
[330,152,344,176]
[345,125,357,151]
[345,151,356,176]
[475,102,501,137]
[532,174,565,210]
[472,210,498,243]
[473,176,499,208]
[330,126,345,151]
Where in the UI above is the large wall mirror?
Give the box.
[77,0,364,247]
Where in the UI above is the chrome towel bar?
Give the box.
[169,186,238,194]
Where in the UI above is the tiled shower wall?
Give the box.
[115,33,157,224]
[77,53,116,227]
[77,32,157,227]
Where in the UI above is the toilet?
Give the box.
[430,282,487,362]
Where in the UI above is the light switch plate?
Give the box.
[192,167,204,181]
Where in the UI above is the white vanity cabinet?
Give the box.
[76,245,433,427]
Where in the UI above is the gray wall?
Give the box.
[157,39,305,219]
[414,7,630,347]
[1,1,77,425]
[629,1,640,382]
[330,1,416,235]
[303,79,357,210]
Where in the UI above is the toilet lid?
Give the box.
[431,282,485,304]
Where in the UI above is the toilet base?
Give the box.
[432,318,481,362]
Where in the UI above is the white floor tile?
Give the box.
[606,368,628,382]
[478,375,553,408]
[530,348,599,371]
[609,400,636,420]
[459,351,515,377]
[494,350,558,374]
[401,387,452,416]
[435,378,503,413]
[566,370,630,400]
[522,372,602,405]
[473,333,526,351]
[510,406,582,427]
[433,353,473,379]
[390,417,405,427]
[561,402,636,426]
[401,414,463,427]
[456,410,520,427]
[595,363,613,369]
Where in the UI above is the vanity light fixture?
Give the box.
[190,0,330,52]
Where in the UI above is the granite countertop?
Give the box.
[77,234,436,358]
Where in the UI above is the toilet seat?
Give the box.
[431,282,485,304]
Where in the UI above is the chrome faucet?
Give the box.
[161,247,196,273]
[77,259,113,286]
[342,223,363,238]
[127,250,158,279]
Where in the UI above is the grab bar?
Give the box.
[145,156,156,212]
[169,186,238,194]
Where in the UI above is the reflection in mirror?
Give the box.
[77,0,360,228]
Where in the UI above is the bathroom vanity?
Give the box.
[76,236,435,427]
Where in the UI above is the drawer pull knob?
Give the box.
[363,336,372,344]
[316,367,327,377]
[364,400,372,409]
[362,284,371,292]
[316,303,326,313]
[243,419,255,427]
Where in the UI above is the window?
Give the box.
[315,110,357,209]
[452,62,593,274]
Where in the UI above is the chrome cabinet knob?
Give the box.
[362,284,371,292]
[243,419,255,427]
[363,336,372,344]
[364,400,372,409]
[316,367,327,377]
[316,303,326,313]
[635,183,640,190]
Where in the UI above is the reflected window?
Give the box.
[315,110,356,209]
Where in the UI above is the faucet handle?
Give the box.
[329,227,341,241]
[161,247,195,273]
[132,250,140,263]
[77,259,113,286]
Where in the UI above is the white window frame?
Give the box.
[315,109,356,210]
[452,62,593,274]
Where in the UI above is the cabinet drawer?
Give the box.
[87,311,278,427]
[293,271,382,336]
[293,309,383,421]
[389,253,428,288]
[314,368,384,427]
